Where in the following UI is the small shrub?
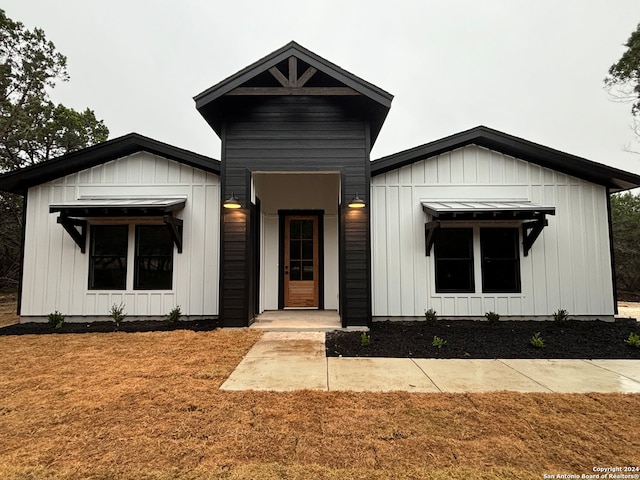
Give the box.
[432,335,447,348]
[167,305,182,324]
[485,311,500,324]
[553,309,569,323]
[109,302,126,330]
[530,332,545,348]
[625,332,640,348]
[424,308,438,325]
[360,332,371,347]
[48,310,65,330]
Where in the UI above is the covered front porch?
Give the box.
[253,172,340,316]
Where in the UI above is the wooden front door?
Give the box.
[284,215,319,307]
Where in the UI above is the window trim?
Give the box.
[431,225,523,296]
[87,222,175,291]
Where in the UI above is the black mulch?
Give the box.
[0,319,221,336]
[326,319,640,359]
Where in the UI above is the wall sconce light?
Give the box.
[223,193,242,209]
[348,193,366,209]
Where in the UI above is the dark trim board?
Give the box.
[277,210,325,310]
[606,188,619,314]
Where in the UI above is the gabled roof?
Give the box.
[371,126,640,192]
[194,41,393,145]
[0,133,221,195]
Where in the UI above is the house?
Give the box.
[1,41,639,327]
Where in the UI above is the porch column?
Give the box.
[339,171,372,327]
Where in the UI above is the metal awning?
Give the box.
[421,200,555,258]
[49,197,186,216]
[421,200,555,220]
[49,197,186,254]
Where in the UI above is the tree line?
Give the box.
[0,9,108,290]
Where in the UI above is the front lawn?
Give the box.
[0,328,638,479]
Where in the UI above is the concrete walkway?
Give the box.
[220,332,640,393]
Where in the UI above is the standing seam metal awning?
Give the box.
[49,197,187,215]
[421,200,556,219]
[420,200,556,257]
[49,197,187,254]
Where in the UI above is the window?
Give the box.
[88,224,174,290]
[89,225,128,290]
[434,228,474,292]
[134,225,174,290]
[481,228,521,293]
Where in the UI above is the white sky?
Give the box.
[5,0,640,175]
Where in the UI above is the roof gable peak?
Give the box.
[371,126,640,192]
[194,41,392,106]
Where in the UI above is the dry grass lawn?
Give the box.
[0,292,20,327]
[0,325,639,480]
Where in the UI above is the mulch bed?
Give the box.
[326,319,640,359]
[0,319,220,336]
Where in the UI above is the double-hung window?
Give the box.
[434,228,474,293]
[88,224,174,290]
[433,227,521,294]
[134,225,174,290]
[89,225,128,290]
[480,228,521,293]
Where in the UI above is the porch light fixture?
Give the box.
[223,193,242,209]
[348,193,366,209]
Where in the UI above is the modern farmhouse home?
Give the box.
[1,41,639,327]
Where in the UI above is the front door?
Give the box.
[284,215,319,307]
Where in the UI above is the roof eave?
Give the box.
[0,133,221,195]
[371,126,640,192]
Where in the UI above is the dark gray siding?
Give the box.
[219,96,371,327]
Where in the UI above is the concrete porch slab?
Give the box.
[500,359,640,393]
[412,359,551,393]
[327,358,440,392]
[250,310,345,332]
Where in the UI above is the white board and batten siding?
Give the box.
[21,152,220,320]
[371,145,614,318]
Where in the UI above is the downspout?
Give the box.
[17,191,27,316]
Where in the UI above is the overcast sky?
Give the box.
[5,1,640,175]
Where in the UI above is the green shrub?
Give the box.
[360,332,371,346]
[48,310,65,330]
[553,309,569,323]
[424,308,438,325]
[625,332,640,348]
[167,305,181,324]
[485,311,500,324]
[530,332,545,348]
[109,302,126,330]
[432,335,447,348]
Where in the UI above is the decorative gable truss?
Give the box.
[227,56,360,96]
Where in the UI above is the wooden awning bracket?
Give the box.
[163,214,183,254]
[54,213,183,255]
[522,216,549,257]
[424,220,441,256]
[57,215,87,253]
